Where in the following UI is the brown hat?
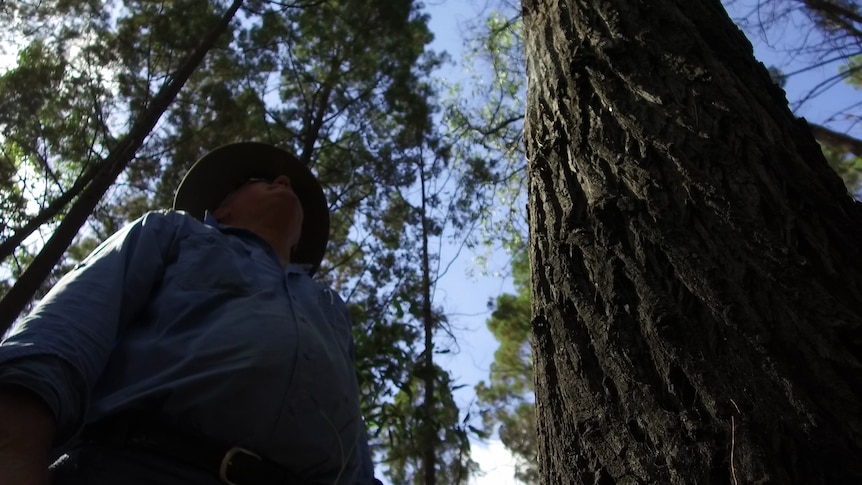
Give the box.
[173,142,330,274]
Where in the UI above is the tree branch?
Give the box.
[809,120,862,157]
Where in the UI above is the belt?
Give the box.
[80,412,304,485]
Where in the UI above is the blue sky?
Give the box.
[420,0,515,402]
[422,0,519,402]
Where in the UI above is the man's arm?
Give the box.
[0,212,183,448]
[0,387,55,485]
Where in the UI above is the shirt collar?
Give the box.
[203,211,314,276]
[203,211,220,227]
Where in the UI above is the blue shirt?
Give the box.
[0,210,377,484]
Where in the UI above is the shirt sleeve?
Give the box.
[0,355,83,443]
[0,211,182,444]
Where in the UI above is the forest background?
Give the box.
[1,0,861,484]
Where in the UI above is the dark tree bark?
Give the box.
[0,0,245,335]
[522,0,862,484]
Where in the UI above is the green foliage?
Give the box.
[0,6,117,300]
[0,143,29,242]
[384,365,478,485]
[364,146,488,484]
[475,249,537,485]
[819,141,862,195]
[0,37,113,222]
[441,8,527,256]
[840,54,862,87]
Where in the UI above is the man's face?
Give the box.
[213,175,304,250]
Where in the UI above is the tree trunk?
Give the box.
[522,0,862,483]
[0,0,245,334]
[0,156,106,263]
[419,162,437,485]
[809,122,862,158]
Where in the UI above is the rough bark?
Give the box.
[522,0,862,483]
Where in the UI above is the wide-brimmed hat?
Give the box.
[173,142,330,274]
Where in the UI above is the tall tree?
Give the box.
[732,0,862,191]
[379,145,478,485]
[449,2,862,479]
[523,1,862,484]
[418,154,440,485]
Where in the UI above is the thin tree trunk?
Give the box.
[523,0,862,483]
[809,121,862,157]
[0,159,105,262]
[419,162,437,485]
[298,57,338,165]
[0,0,245,334]
[802,0,862,40]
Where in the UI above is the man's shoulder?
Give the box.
[134,210,212,236]
[138,209,194,224]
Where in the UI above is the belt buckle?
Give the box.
[219,447,262,485]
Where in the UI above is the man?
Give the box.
[0,142,380,485]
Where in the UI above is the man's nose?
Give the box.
[273,175,291,187]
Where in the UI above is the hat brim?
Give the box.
[173,142,329,274]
